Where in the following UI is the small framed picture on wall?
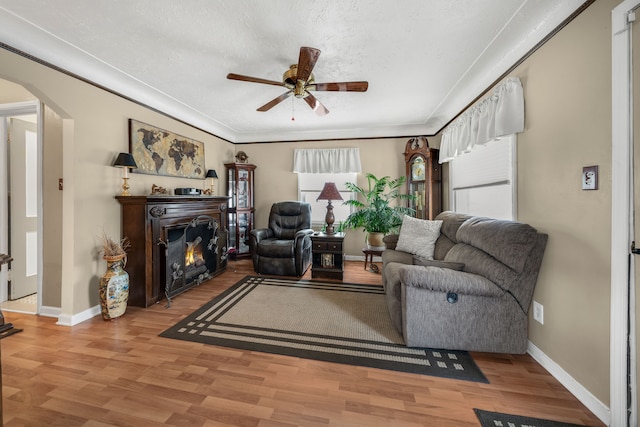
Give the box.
[582,165,598,190]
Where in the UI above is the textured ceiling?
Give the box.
[0,1,588,143]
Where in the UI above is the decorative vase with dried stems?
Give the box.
[99,232,130,321]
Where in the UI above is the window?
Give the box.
[293,148,362,227]
[449,134,516,220]
[298,173,357,226]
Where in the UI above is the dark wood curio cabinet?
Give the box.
[404,137,442,220]
[225,163,256,258]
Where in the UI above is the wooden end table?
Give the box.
[362,248,384,270]
[311,232,345,280]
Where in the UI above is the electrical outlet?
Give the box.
[533,301,544,325]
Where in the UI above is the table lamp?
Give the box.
[316,182,343,235]
[113,152,138,196]
[205,169,218,195]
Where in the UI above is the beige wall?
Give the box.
[238,138,415,256]
[435,0,616,405]
[0,49,233,318]
[42,105,63,307]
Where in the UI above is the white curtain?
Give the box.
[440,77,524,163]
[293,148,362,173]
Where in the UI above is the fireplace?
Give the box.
[164,215,224,306]
[117,196,229,308]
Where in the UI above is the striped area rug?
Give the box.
[474,409,587,426]
[160,275,487,383]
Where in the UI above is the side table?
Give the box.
[362,248,384,270]
[311,232,345,280]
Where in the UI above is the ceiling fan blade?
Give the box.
[227,73,285,87]
[312,81,369,92]
[296,47,321,83]
[303,92,329,116]
[257,91,292,112]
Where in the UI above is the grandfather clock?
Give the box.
[404,137,442,220]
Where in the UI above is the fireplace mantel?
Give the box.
[117,195,229,307]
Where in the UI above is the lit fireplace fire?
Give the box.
[185,236,205,268]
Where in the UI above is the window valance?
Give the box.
[440,77,524,163]
[293,148,362,173]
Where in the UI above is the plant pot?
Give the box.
[366,232,386,251]
[99,254,129,320]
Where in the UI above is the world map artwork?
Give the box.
[129,119,205,179]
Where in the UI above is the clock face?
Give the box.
[411,158,426,181]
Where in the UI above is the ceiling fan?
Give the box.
[227,46,368,116]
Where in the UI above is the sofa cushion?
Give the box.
[444,243,519,290]
[433,211,473,260]
[456,217,538,273]
[396,216,443,260]
[412,257,465,271]
[255,239,295,258]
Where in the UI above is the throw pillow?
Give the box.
[395,215,443,260]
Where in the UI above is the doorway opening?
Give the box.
[0,101,42,315]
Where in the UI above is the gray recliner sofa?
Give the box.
[382,211,548,354]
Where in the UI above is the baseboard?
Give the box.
[38,305,61,318]
[527,341,610,425]
[345,255,382,262]
[56,304,101,326]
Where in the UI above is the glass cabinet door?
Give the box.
[236,211,253,254]
[227,168,237,209]
[409,156,427,219]
[238,169,249,208]
[225,162,256,258]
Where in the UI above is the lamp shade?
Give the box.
[316,182,343,201]
[206,169,218,178]
[113,152,138,169]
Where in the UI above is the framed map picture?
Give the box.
[129,119,205,179]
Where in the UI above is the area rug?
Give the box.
[474,409,586,427]
[160,276,488,383]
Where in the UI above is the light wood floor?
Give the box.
[1,259,604,426]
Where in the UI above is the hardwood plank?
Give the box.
[0,259,605,426]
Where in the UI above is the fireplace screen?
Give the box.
[164,215,226,306]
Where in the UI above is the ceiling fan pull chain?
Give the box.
[291,96,295,121]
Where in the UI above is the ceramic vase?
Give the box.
[99,254,129,320]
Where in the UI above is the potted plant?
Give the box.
[98,231,131,321]
[343,173,415,249]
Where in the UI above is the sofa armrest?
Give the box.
[382,249,413,266]
[294,228,314,246]
[398,265,504,298]
[383,234,399,250]
[250,228,274,244]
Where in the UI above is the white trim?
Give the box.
[528,341,610,425]
[56,305,100,326]
[38,305,61,318]
[0,118,7,302]
[0,100,39,116]
[612,1,640,425]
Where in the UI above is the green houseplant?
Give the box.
[343,173,415,249]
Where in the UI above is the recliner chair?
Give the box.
[249,201,314,276]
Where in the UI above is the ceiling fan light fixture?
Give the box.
[228,46,368,115]
[294,80,306,98]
